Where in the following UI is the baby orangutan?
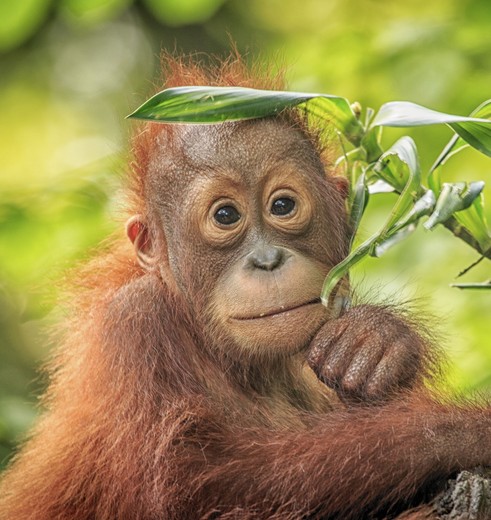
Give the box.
[1,56,490,520]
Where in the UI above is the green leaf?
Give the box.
[373,136,420,193]
[361,126,384,163]
[453,194,491,253]
[348,164,369,236]
[302,96,365,144]
[367,180,396,194]
[334,147,367,175]
[424,181,485,230]
[429,100,491,190]
[374,137,422,233]
[127,86,365,145]
[363,106,375,129]
[321,236,376,306]
[451,281,491,289]
[373,190,436,257]
[471,99,491,119]
[371,101,491,157]
[427,165,443,195]
[430,134,467,174]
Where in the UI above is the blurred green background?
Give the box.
[1,0,491,469]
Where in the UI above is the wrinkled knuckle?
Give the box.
[341,373,361,394]
[365,383,384,401]
[396,327,418,342]
[309,333,327,351]
[367,373,387,395]
[390,340,420,365]
[319,363,339,386]
[334,331,357,349]
[307,343,325,370]
[366,373,393,398]
[323,315,351,337]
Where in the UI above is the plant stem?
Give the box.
[443,216,491,260]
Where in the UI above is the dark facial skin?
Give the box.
[128,118,428,402]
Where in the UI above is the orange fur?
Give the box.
[1,54,490,520]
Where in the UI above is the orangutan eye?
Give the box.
[271,197,296,216]
[214,205,241,226]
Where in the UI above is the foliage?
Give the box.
[129,86,491,304]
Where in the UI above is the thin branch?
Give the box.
[442,216,491,260]
[456,255,485,279]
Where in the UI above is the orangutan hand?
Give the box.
[307,305,425,403]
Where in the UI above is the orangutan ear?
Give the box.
[126,215,159,271]
[332,176,350,200]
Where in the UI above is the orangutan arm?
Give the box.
[180,397,491,519]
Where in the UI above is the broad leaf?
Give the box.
[371,101,491,157]
[128,86,365,145]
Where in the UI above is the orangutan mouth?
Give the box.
[230,299,321,321]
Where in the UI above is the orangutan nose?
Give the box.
[246,245,287,271]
